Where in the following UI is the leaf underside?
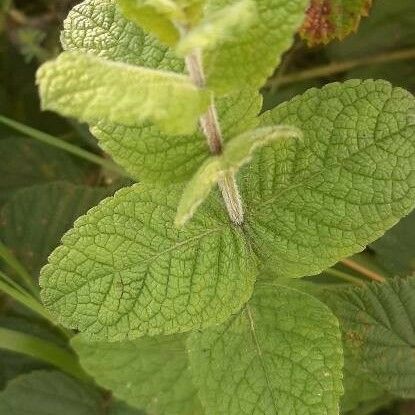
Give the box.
[188,283,343,415]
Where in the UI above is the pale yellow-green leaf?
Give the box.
[203,0,309,94]
[176,126,301,226]
[36,52,209,136]
[117,0,182,45]
[176,0,257,55]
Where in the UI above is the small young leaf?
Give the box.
[176,126,301,226]
[40,184,257,341]
[300,0,373,46]
[176,0,257,55]
[0,371,102,415]
[61,0,183,71]
[72,334,202,415]
[187,283,343,415]
[203,0,309,94]
[242,80,415,279]
[323,277,415,399]
[117,0,182,46]
[36,52,209,135]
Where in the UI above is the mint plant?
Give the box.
[2,0,414,413]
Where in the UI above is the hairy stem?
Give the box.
[185,50,244,224]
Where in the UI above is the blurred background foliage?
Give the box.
[0,0,414,414]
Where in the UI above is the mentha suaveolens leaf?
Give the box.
[202,0,309,94]
[40,184,257,341]
[176,0,257,56]
[61,0,183,71]
[176,125,302,227]
[36,51,209,136]
[116,0,182,46]
[187,283,343,415]
[72,334,202,415]
[241,79,415,279]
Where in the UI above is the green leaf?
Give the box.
[61,0,183,71]
[92,88,261,183]
[0,137,85,205]
[0,371,102,415]
[323,277,415,398]
[117,0,181,46]
[241,79,415,279]
[299,0,373,46]
[37,52,209,136]
[72,334,202,415]
[176,0,256,55]
[176,126,301,226]
[40,183,257,340]
[187,283,343,415]
[203,0,309,94]
[370,210,415,277]
[0,182,116,278]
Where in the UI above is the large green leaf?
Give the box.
[188,283,343,415]
[299,0,372,46]
[0,371,101,415]
[242,79,415,279]
[37,52,209,136]
[0,182,115,278]
[324,277,415,398]
[40,183,257,341]
[72,334,202,415]
[61,0,183,71]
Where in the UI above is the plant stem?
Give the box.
[0,115,128,177]
[265,47,415,89]
[0,240,39,297]
[341,258,386,283]
[185,50,244,225]
[0,327,87,381]
[325,268,366,287]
